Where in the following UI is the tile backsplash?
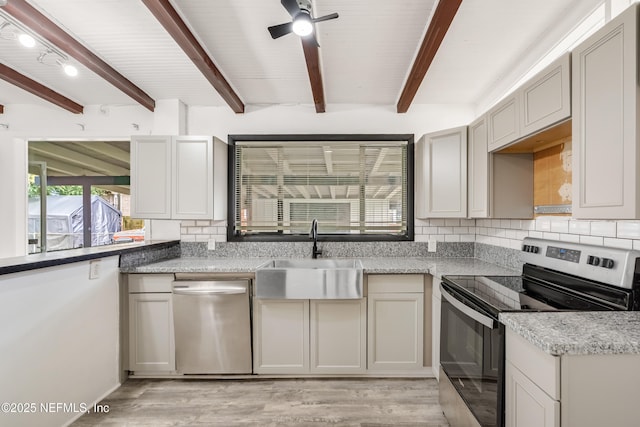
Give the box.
[180,218,640,252]
[415,217,640,251]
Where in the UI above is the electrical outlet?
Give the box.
[207,238,216,251]
[428,240,437,253]
[89,260,100,279]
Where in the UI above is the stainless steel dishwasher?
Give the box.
[172,275,251,374]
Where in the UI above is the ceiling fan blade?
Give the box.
[312,12,339,23]
[281,0,300,17]
[268,22,294,39]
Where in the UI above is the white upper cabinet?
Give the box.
[468,115,490,218]
[520,53,571,136]
[172,136,213,219]
[131,135,227,220]
[415,127,468,218]
[488,52,571,152]
[488,93,520,152]
[572,4,640,219]
[130,136,172,219]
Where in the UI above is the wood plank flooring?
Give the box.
[72,378,450,426]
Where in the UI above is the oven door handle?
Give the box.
[441,285,496,329]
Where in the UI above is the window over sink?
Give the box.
[228,134,414,241]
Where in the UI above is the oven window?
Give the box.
[441,292,502,427]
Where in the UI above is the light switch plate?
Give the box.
[428,240,437,253]
[207,238,216,251]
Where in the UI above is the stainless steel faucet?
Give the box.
[309,219,322,258]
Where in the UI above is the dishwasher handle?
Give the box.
[173,281,248,296]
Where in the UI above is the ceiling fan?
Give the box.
[268,0,338,45]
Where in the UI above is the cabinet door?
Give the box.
[520,53,571,137]
[130,136,172,219]
[128,293,175,372]
[416,127,467,218]
[432,292,441,380]
[468,116,490,218]
[572,5,639,218]
[172,136,214,219]
[368,293,424,371]
[253,299,309,374]
[488,94,520,152]
[505,361,559,427]
[310,299,366,374]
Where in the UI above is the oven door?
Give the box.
[440,281,504,427]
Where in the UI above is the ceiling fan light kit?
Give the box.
[292,12,313,36]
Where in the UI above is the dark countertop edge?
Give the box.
[0,241,180,276]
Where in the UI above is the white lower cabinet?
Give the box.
[128,274,175,373]
[506,328,640,427]
[310,299,367,374]
[367,275,424,372]
[505,361,559,427]
[431,281,441,380]
[253,299,310,374]
[253,298,365,374]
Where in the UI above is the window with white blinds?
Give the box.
[229,135,413,241]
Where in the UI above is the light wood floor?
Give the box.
[72,378,450,426]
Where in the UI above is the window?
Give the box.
[228,135,414,241]
[27,140,141,254]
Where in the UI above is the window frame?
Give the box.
[227,134,414,242]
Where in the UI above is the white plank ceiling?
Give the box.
[0,0,607,111]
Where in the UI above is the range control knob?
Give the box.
[587,255,601,266]
[522,245,530,252]
[530,245,540,254]
[601,258,615,269]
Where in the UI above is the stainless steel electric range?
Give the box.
[439,237,640,427]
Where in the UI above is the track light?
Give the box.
[18,33,35,48]
[0,10,78,78]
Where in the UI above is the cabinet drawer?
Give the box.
[506,329,559,399]
[129,274,175,293]
[368,275,424,293]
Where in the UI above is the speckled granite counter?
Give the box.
[500,311,640,356]
[0,240,179,276]
[122,256,519,276]
[122,257,271,273]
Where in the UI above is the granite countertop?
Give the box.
[123,257,271,273]
[122,256,519,276]
[500,311,640,356]
[0,240,178,276]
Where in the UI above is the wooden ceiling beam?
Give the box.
[1,0,155,111]
[142,0,244,113]
[397,0,463,113]
[0,63,83,114]
[301,38,326,113]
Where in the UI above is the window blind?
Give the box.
[233,140,408,238]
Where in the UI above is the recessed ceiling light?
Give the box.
[18,33,36,48]
[63,64,78,77]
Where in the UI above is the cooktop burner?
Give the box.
[442,275,557,313]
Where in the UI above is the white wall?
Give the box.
[188,103,474,138]
[0,256,120,427]
[0,103,154,257]
[0,101,474,256]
